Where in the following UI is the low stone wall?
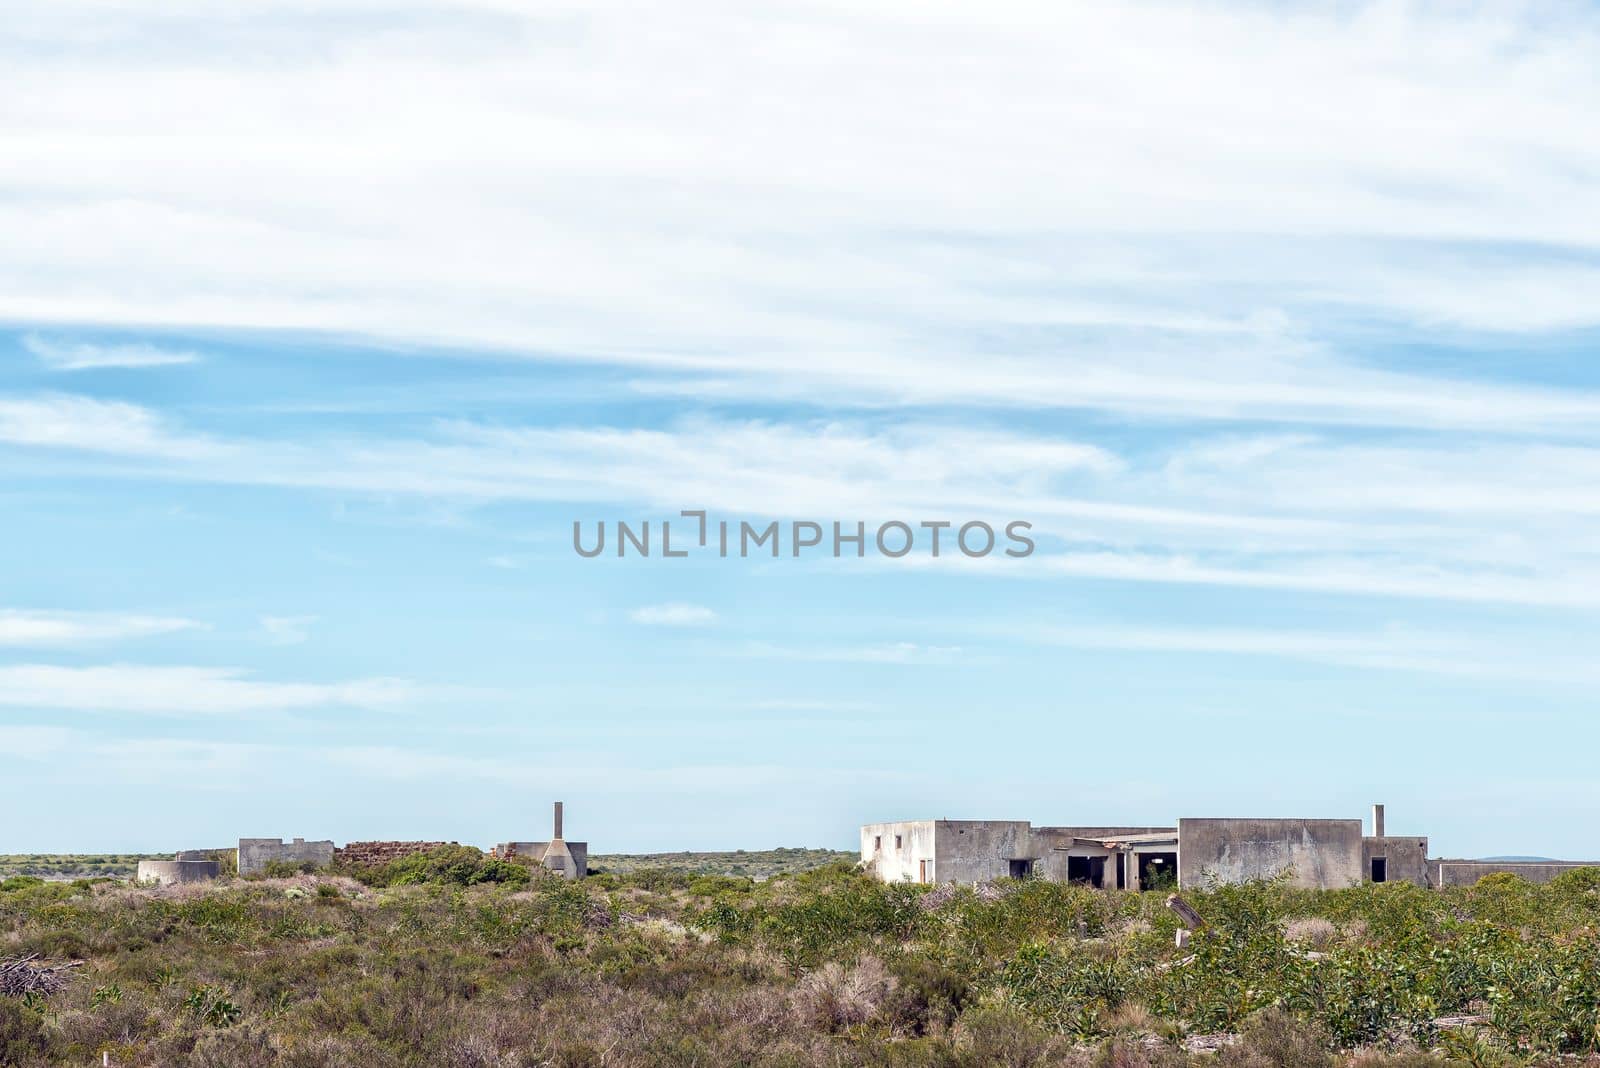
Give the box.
[334,841,457,868]
[1435,860,1600,886]
[137,859,220,886]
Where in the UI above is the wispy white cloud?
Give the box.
[1009,621,1600,686]
[258,615,317,646]
[1,3,1599,429]
[0,394,222,458]
[0,609,200,646]
[5,396,1600,608]
[0,664,426,715]
[22,334,198,370]
[629,602,718,626]
[745,641,963,665]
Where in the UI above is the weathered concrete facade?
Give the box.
[861,820,1178,888]
[492,801,589,879]
[136,859,220,886]
[862,805,1471,890]
[861,820,1026,883]
[1362,836,1430,886]
[1178,818,1364,890]
[493,840,590,877]
[238,837,335,875]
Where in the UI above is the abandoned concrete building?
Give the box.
[238,837,336,876]
[141,802,587,884]
[491,802,588,879]
[861,805,1594,890]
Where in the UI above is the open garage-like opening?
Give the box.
[1139,852,1178,890]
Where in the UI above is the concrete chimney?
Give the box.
[1372,803,1385,839]
[553,800,564,841]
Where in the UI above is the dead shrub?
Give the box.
[1216,1007,1333,1068]
[440,1032,526,1068]
[792,955,895,1032]
[953,1002,1067,1067]
[1284,917,1338,949]
[1099,1001,1155,1035]
[1092,1037,1190,1068]
[182,1024,277,1068]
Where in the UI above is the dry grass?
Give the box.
[1284,916,1339,948]
[791,955,895,1031]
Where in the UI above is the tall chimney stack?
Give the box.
[553,800,564,841]
[1372,803,1385,838]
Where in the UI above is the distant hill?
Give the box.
[1479,855,1561,863]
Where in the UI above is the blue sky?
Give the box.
[3,1,1600,857]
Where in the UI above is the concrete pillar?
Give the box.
[553,801,564,840]
[1372,804,1385,838]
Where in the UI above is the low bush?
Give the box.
[352,846,532,888]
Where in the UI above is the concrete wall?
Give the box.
[137,859,219,886]
[497,841,589,877]
[1363,836,1430,886]
[1178,818,1364,889]
[933,820,1034,882]
[1434,860,1600,886]
[861,820,937,882]
[238,837,335,875]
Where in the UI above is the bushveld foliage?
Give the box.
[5,861,1600,1066]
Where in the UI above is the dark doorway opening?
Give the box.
[1067,855,1106,887]
[1009,859,1033,879]
[1115,853,1126,890]
[1139,852,1178,890]
[1370,857,1387,883]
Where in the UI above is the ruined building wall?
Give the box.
[1363,836,1430,886]
[1178,818,1364,890]
[860,820,937,883]
[237,838,335,875]
[932,820,1034,883]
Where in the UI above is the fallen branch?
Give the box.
[0,953,84,998]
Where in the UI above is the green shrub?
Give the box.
[355,845,532,888]
[0,998,55,1065]
[258,858,320,878]
[185,985,243,1027]
[0,876,46,893]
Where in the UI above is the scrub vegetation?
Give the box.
[0,857,167,882]
[5,856,1600,1066]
